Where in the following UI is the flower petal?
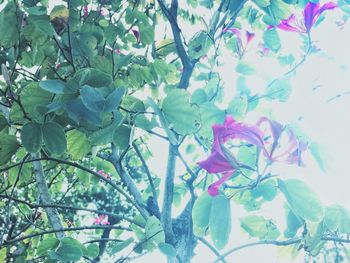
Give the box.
[223,28,241,37]
[246,31,255,44]
[198,151,234,174]
[277,15,303,33]
[304,2,320,32]
[208,172,233,196]
[317,2,338,16]
[312,2,338,28]
[257,117,284,157]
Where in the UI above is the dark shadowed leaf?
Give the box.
[21,122,43,153]
[39,80,65,94]
[42,122,67,155]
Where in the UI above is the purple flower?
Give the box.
[198,116,266,196]
[223,28,255,57]
[256,117,307,166]
[83,5,89,18]
[93,214,110,225]
[198,116,308,196]
[274,1,337,33]
[132,29,141,43]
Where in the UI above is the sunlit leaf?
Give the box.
[209,194,231,249]
[278,179,324,222]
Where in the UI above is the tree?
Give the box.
[0,0,349,262]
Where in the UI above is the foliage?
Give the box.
[0,0,348,262]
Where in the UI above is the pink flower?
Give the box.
[257,117,308,166]
[224,28,255,57]
[83,5,89,18]
[98,7,108,16]
[258,43,270,57]
[97,170,111,179]
[198,116,266,196]
[132,29,141,43]
[198,116,307,196]
[273,1,337,33]
[93,214,110,225]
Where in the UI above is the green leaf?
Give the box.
[21,82,53,120]
[152,59,169,77]
[235,61,256,75]
[36,237,59,256]
[21,122,43,153]
[8,163,31,187]
[192,192,213,236]
[263,29,281,53]
[227,95,248,120]
[0,3,21,48]
[144,216,165,250]
[278,179,324,222]
[83,244,100,258]
[240,215,280,239]
[42,122,67,155]
[266,77,292,102]
[199,0,214,8]
[111,238,134,254]
[304,222,325,256]
[191,89,208,105]
[209,194,231,249]
[65,99,102,126]
[89,114,122,145]
[80,86,125,112]
[271,0,291,20]
[39,80,65,94]
[162,89,199,135]
[147,97,178,145]
[66,68,113,92]
[0,133,20,165]
[113,125,131,150]
[188,31,213,59]
[56,244,83,261]
[253,0,270,8]
[278,54,295,65]
[309,142,328,172]
[0,114,8,133]
[284,209,303,238]
[67,130,90,160]
[139,24,154,45]
[0,248,6,262]
[324,205,350,233]
[251,180,277,201]
[158,243,177,258]
[156,39,176,57]
[198,102,226,138]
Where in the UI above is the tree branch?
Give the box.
[132,142,158,201]
[3,225,131,247]
[32,153,65,240]
[161,143,177,244]
[0,195,142,227]
[109,145,149,219]
[1,156,146,218]
[157,0,196,89]
[198,237,227,263]
[214,236,350,262]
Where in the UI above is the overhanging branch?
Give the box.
[32,153,65,240]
